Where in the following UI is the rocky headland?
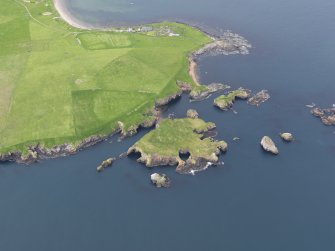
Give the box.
[127,114,227,175]
[214,88,251,110]
[190,83,230,101]
[191,31,252,58]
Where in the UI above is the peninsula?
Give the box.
[0,0,213,162]
[0,0,250,163]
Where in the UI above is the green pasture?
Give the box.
[0,0,211,154]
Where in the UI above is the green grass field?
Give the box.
[130,118,227,166]
[132,118,221,159]
[0,0,211,154]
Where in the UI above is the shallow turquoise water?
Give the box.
[1,0,335,250]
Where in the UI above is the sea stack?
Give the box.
[280,133,294,142]
[97,157,115,172]
[150,173,171,188]
[260,136,279,155]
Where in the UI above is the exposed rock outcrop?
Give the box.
[155,90,183,107]
[190,83,230,101]
[311,107,335,126]
[191,31,251,58]
[176,80,192,92]
[97,157,116,172]
[247,90,270,106]
[186,109,199,119]
[150,173,171,188]
[280,133,294,142]
[260,136,279,155]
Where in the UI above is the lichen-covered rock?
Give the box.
[260,136,279,155]
[186,109,199,119]
[150,173,171,188]
[247,90,270,106]
[97,157,116,172]
[280,133,294,142]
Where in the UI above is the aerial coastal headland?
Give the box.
[0,0,250,163]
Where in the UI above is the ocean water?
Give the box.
[1,0,335,250]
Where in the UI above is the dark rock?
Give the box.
[247,90,270,106]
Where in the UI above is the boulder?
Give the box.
[247,90,270,106]
[280,133,294,142]
[150,173,171,188]
[260,136,279,155]
[97,157,115,172]
[186,109,199,119]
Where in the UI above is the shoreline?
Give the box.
[53,0,206,86]
[0,1,251,164]
[53,0,93,29]
[188,58,200,85]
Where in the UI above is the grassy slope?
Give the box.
[132,118,222,159]
[0,0,211,154]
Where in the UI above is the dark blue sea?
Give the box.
[1,0,335,250]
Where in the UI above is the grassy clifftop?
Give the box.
[0,0,211,155]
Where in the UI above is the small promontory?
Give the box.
[127,117,227,174]
[214,88,251,111]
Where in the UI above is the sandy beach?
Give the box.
[188,58,200,85]
[53,0,92,29]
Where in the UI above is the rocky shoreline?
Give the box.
[0,22,251,165]
[127,113,228,175]
[0,83,189,164]
[190,31,251,59]
[311,107,335,126]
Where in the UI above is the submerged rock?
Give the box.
[260,136,279,155]
[150,173,171,188]
[247,90,270,106]
[186,109,199,119]
[280,133,294,142]
[97,157,116,172]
